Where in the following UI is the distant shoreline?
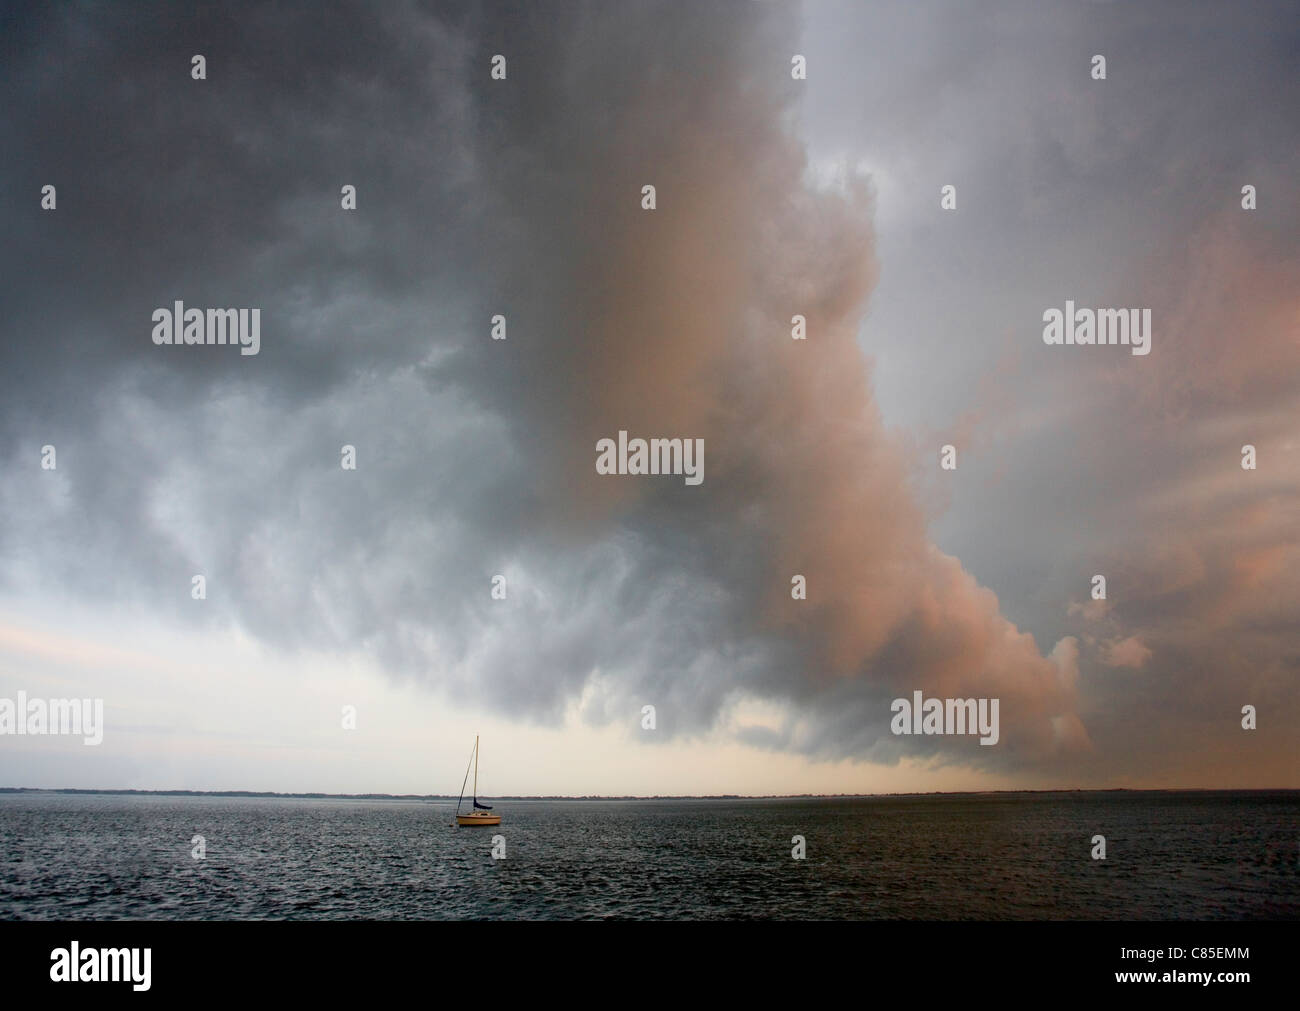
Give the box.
[1,787,1295,801]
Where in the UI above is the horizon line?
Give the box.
[3,786,1297,801]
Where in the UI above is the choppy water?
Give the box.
[1,791,1296,919]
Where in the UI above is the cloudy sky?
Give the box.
[1,0,1296,795]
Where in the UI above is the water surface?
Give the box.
[2,791,1296,919]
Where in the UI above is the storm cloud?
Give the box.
[1,0,1295,785]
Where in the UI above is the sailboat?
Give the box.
[454,735,501,826]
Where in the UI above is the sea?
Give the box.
[1,790,1297,920]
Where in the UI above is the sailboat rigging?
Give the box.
[454,735,501,826]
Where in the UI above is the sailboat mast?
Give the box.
[473,734,479,802]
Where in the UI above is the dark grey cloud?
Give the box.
[1,0,1295,783]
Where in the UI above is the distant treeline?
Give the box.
[7,788,1284,801]
[0,787,1179,800]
